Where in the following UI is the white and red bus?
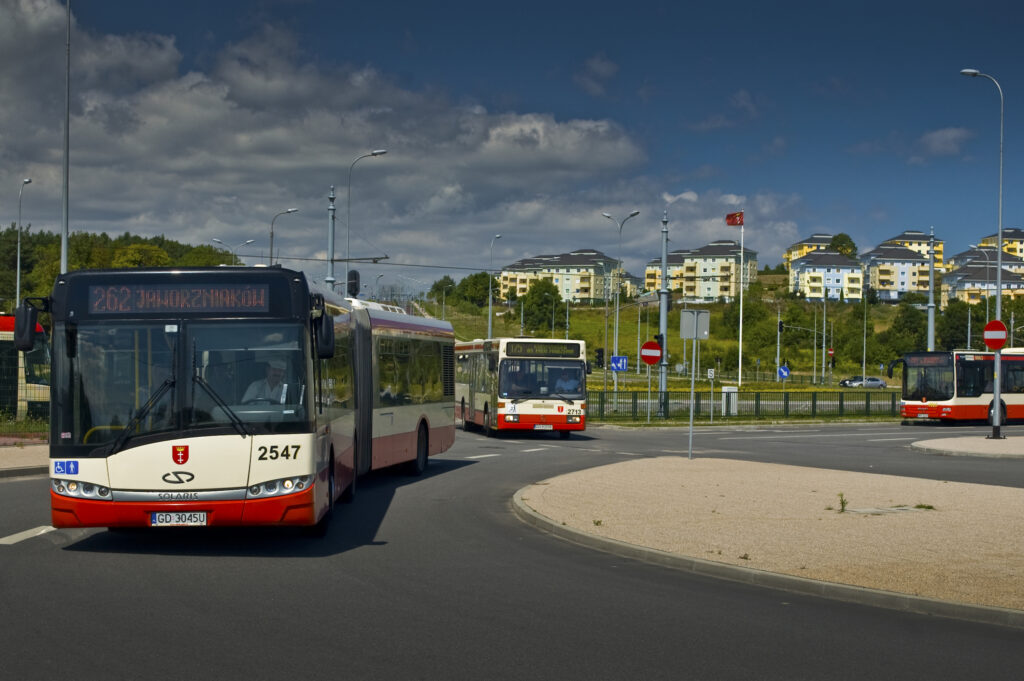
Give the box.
[891,348,1024,423]
[15,266,453,532]
[0,315,49,420]
[455,337,588,438]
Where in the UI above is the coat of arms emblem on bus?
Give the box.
[173,445,190,465]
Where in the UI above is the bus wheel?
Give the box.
[460,399,471,432]
[304,457,334,537]
[407,424,429,476]
[559,430,571,440]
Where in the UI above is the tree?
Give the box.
[454,272,494,307]
[111,244,172,268]
[429,275,457,301]
[829,233,858,257]
[520,279,563,334]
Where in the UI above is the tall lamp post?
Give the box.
[346,150,387,291]
[212,238,255,264]
[961,67,1005,438]
[487,234,502,337]
[16,178,31,307]
[375,274,385,301]
[269,208,298,265]
[602,210,640,391]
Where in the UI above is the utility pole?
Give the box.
[658,212,670,398]
[927,226,936,351]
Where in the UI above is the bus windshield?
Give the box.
[57,321,309,448]
[903,353,955,402]
[499,358,585,398]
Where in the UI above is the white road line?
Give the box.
[465,454,501,459]
[521,448,548,453]
[0,526,57,546]
[717,432,901,440]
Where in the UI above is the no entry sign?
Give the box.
[640,340,662,365]
[984,319,1008,350]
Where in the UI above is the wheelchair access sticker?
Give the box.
[53,461,79,475]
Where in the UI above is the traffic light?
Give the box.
[595,348,604,368]
[831,355,836,368]
[346,269,360,297]
[778,320,784,333]
[655,333,665,350]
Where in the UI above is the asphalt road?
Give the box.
[1,422,1022,680]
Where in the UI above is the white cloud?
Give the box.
[574,53,619,97]
[917,127,974,157]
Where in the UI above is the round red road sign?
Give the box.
[984,319,1008,350]
[640,340,662,365]
[827,347,834,357]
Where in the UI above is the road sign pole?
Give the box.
[687,339,697,459]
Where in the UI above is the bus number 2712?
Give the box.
[257,445,301,461]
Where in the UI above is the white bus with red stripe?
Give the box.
[15,267,453,533]
[892,348,1024,423]
[0,315,49,420]
[455,337,588,438]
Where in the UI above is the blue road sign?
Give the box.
[778,366,790,379]
[610,355,628,372]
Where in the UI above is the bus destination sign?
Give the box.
[88,284,271,315]
[505,341,580,358]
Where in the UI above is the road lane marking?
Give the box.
[465,454,500,459]
[717,432,903,440]
[0,526,57,545]
[521,448,548,453]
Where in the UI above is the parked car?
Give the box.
[840,376,887,388]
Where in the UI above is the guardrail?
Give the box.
[586,390,900,422]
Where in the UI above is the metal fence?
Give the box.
[587,390,900,422]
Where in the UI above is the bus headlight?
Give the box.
[246,475,313,499]
[504,414,519,423]
[567,415,581,424]
[51,478,112,499]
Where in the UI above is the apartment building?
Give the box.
[978,227,1024,258]
[859,244,929,302]
[783,233,832,271]
[643,240,757,303]
[789,250,863,301]
[498,249,639,303]
[881,229,945,271]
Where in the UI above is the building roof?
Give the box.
[882,229,942,244]
[860,244,928,264]
[981,227,1024,242]
[503,248,617,271]
[944,263,1024,287]
[645,240,756,266]
[947,246,1024,270]
[786,233,833,250]
[790,250,862,269]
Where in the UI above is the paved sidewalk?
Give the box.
[0,441,49,479]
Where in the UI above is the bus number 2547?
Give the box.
[258,445,301,461]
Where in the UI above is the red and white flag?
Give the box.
[725,211,744,226]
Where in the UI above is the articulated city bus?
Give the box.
[455,337,588,438]
[890,348,1024,423]
[15,266,453,532]
[0,315,49,419]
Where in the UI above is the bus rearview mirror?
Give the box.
[13,303,38,352]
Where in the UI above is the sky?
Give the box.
[2,0,1023,297]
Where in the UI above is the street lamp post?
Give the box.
[375,274,384,301]
[16,178,31,307]
[269,208,298,265]
[211,238,255,264]
[346,150,387,292]
[961,67,1005,438]
[488,234,502,338]
[602,210,640,391]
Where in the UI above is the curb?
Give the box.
[511,487,1024,630]
[0,465,48,480]
[910,441,1024,458]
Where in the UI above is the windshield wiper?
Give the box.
[548,393,575,405]
[107,377,175,455]
[193,374,251,438]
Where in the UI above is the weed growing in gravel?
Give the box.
[915,503,935,510]
[593,519,603,526]
[837,492,848,513]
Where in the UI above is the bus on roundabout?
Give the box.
[890,348,1024,423]
[15,266,454,532]
[455,337,588,438]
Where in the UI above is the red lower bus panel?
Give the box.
[497,413,585,432]
[50,486,320,528]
